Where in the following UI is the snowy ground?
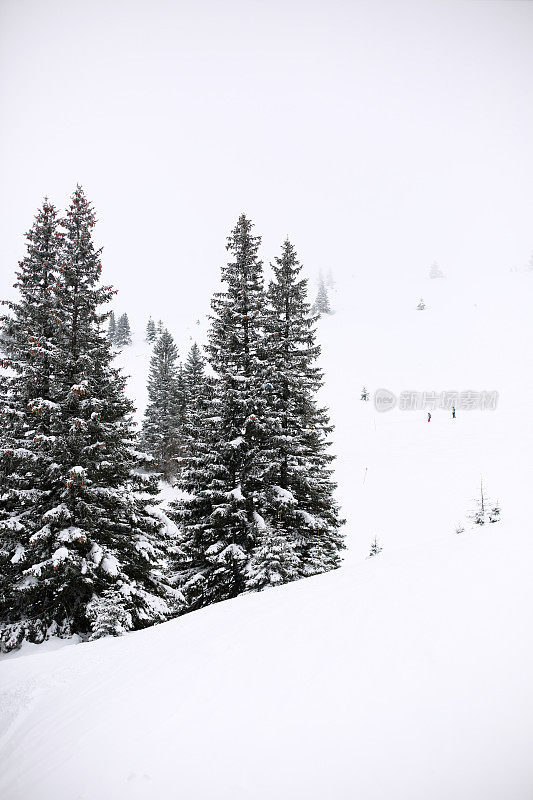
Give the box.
[1,271,532,799]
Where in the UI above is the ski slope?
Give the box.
[1,271,532,799]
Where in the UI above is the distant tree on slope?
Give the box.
[107,311,117,343]
[146,317,157,343]
[115,313,132,348]
[367,536,382,558]
[313,278,332,315]
[140,328,181,482]
[429,261,444,279]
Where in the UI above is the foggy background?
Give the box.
[1,0,532,326]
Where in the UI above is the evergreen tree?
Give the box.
[182,342,207,426]
[0,198,64,638]
[0,187,178,652]
[178,341,213,487]
[253,238,344,583]
[115,313,132,347]
[140,328,181,483]
[170,214,272,610]
[179,342,213,454]
[86,587,133,639]
[146,317,157,343]
[107,311,117,343]
[157,319,163,334]
[417,298,426,310]
[429,261,444,279]
[361,387,369,401]
[312,278,331,315]
[246,518,300,591]
[367,536,382,557]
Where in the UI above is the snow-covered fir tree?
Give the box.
[157,319,163,334]
[170,214,273,610]
[182,342,217,455]
[140,328,181,483]
[115,313,132,348]
[250,238,344,583]
[246,518,300,591]
[367,536,382,557]
[361,387,369,401]
[177,341,213,487]
[146,317,157,343]
[0,198,64,638]
[429,261,444,279]
[107,311,117,343]
[0,187,179,652]
[313,278,332,315]
[417,298,426,310]
[86,587,133,640]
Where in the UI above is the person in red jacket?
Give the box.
[428,412,431,422]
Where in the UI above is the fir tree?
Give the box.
[107,311,117,343]
[182,342,207,426]
[367,536,382,557]
[361,387,369,401]
[429,261,444,279]
[140,328,181,483]
[313,278,331,315]
[0,187,178,652]
[146,317,157,343]
[115,313,132,348]
[254,238,344,582]
[178,341,213,488]
[0,198,64,638]
[246,517,300,591]
[417,298,426,310]
[157,319,163,334]
[86,587,133,639]
[170,214,272,610]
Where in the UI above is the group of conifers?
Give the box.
[0,186,344,653]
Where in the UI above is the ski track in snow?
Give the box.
[1,272,532,799]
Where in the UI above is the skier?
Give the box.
[452,406,456,419]
[427,412,431,422]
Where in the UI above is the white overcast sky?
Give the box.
[1,0,532,325]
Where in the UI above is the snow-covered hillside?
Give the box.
[1,271,532,799]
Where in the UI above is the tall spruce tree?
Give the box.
[115,313,132,347]
[0,199,64,636]
[248,239,344,585]
[313,278,331,315]
[181,342,208,447]
[107,311,117,343]
[0,187,178,652]
[140,328,181,483]
[170,214,273,610]
[146,317,157,343]
[178,342,212,485]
